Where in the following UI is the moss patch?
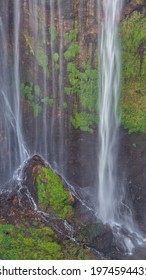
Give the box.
[0,224,62,260]
[35,166,74,219]
[0,223,98,260]
[120,11,146,133]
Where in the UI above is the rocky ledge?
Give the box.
[0,155,126,260]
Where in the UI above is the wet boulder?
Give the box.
[75,222,113,254]
[22,155,75,220]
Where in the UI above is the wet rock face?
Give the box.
[119,130,146,232]
[75,223,113,254]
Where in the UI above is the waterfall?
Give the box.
[97,0,146,253]
[0,0,67,187]
[0,0,28,186]
[97,0,123,223]
[13,0,28,163]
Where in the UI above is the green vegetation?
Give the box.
[49,26,58,41]
[0,224,61,260]
[64,22,98,132]
[120,11,146,133]
[36,166,73,219]
[64,43,79,61]
[24,32,49,78]
[53,52,59,62]
[20,83,54,117]
[37,48,50,78]
[63,102,68,109]
[0,223,97,260]
[70,111,97,133]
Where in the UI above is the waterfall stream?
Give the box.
[97,0,146,253]
[98,0,124,225]
[0,0,28,186]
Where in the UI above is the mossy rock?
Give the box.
[62,241,98,260]
[0,224,62,260]
[34,165,74,220]
[0,223,100,260]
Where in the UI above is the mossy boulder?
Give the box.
[0,223,99,260]
[0,224,62,260]
[32,162,74,220]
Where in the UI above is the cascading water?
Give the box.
[97,0,123,224]
[0,0,28,186]
[97,0,146,253]
[0,0,68,187]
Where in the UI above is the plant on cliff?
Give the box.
[20,82,54,117]
[120,11,146,133]
[63,22,98,132]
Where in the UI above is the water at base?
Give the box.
[97,0,146,254]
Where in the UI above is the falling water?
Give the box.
[97,0,123,223]
[97,0,146,253]
[0,0,28,186]
[13,0,28,163]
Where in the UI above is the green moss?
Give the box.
[0,224,62,260]
[49,26,58,41]
[20,83,54,117]
[63,21,78,42]
[0,223,99,260]
[37,48,50,78]
[120,12,146,133]
[64,43,79,61]
[36,166,73,219]
[63,20,98,133]
[63,102,68,109]
[53,52,59,62]
[65,61,98,132]
[70,111,97,133]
